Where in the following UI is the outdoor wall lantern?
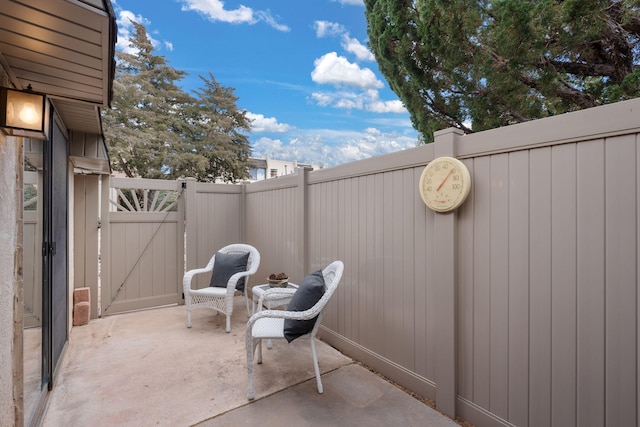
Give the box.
[0,85,48,140]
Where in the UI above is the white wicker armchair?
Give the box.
[183,244,260,332]
[245,260,344,400]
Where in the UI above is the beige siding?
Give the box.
[73,174,100,318]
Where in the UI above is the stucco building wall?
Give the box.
[0,126,22,425]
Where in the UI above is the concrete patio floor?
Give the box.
[41,299,460,427]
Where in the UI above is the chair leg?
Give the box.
[186,300,192,328]
[225,314,231,333]
[256,339,263,364]
[310,338,323,394]
[246,335,256,400]
[244,290,251,317]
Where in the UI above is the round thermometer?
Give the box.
[419,157,471,212]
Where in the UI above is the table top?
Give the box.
[253,282,298,294]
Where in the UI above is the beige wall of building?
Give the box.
[247,157,320,182]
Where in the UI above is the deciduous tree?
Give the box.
[103,21,250,181]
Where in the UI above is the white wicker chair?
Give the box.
[245,260,344,400]
[183,244,260,332]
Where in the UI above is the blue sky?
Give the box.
[112,0,418,167]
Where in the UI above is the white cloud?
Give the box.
[341,35,375,62]
[313,21,375,63]
[375,101,406,114]
[364,127,381,136]
[180,0,253,23]
[115,7,179,55]
[310,88,407,114]
[116,10,157,54]
[310,92,333,107]
[331,0,364,5]
[251,128,418,167]
[311,52,382,89]
[252,136,285,154]
[247,112,292,133]
[256,11,290,32]
[179,0,290,31]
[334,97,363,110]
[363,89,407,113]
[314,20,345,38]
[367,99,406,113]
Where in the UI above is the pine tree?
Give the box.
[365,0,640,142]
[181,72,251,182]
[102,21,250,181]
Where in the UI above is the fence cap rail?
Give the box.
[458,97,640,158]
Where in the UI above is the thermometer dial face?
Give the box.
[419,157,471,213]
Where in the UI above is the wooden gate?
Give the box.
[102,177,185,315]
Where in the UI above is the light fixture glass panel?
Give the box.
[6,89,44,131]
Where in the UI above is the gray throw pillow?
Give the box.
[209,251,250,292]
[283,270,325,342]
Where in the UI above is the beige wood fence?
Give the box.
[90,97,640,427]
[243,98,640,427]
[101,178,185,315]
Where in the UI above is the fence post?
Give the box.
[100,174,111,317]
[183,178,197,278]
[241,183,247,243]
[432,127,464,418]
[297,167,312,277]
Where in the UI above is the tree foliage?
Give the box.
[365,0,640,142]
[102,22,251,181]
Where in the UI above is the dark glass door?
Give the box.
[25,111,69,426]
[22,139,44,425]
[45,118,69,384]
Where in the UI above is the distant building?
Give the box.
[247,156,322,182]
[111,156,322,184]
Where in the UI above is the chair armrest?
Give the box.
[183,266,213,292]
[224,270,257,295]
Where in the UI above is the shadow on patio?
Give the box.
[41,299,460,427]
